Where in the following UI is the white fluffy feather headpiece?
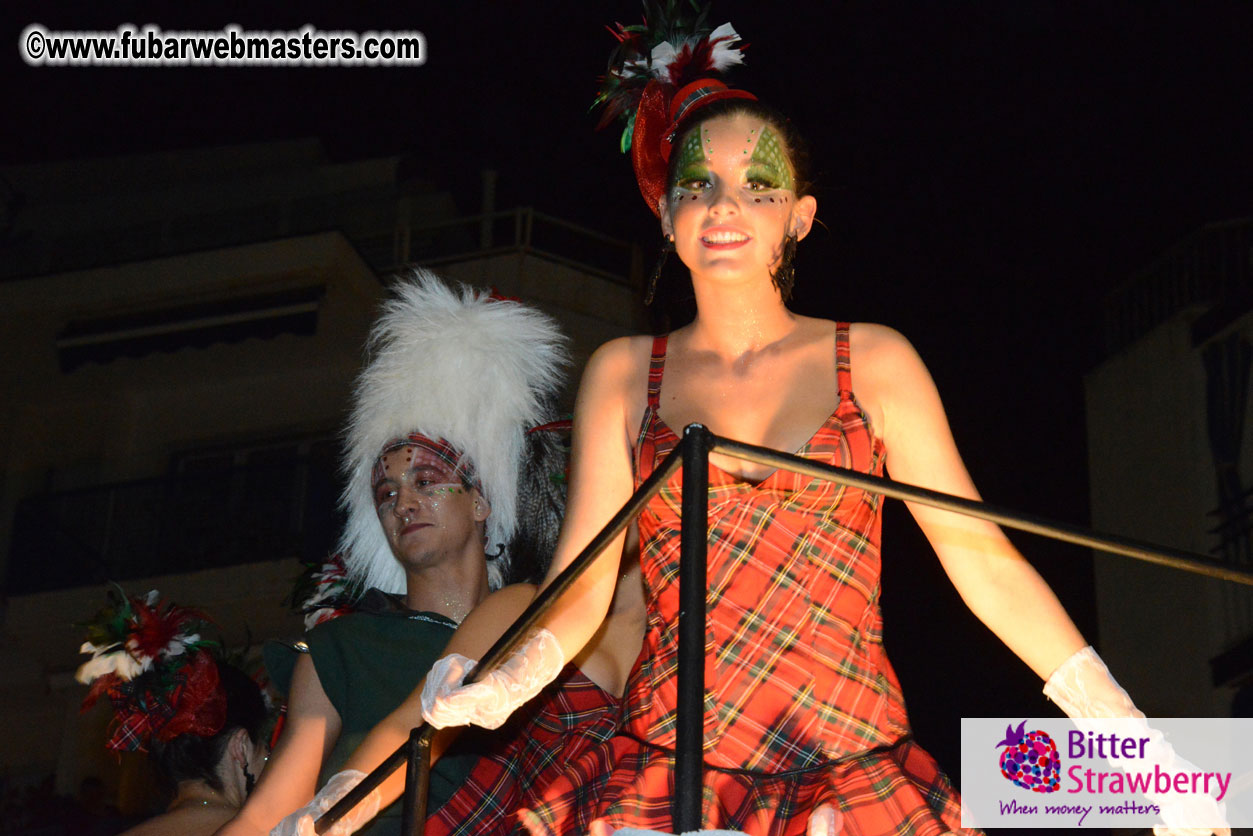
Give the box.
[340,269,568,593]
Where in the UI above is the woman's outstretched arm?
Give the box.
[855,323,1087,679]
[523,334,643,656]
[862,324,1228,835]
[430,336,643,668]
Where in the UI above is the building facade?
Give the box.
[1085,218,1253,717]
[0,139,643,807]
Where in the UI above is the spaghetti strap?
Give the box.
[835,322,853,400]
[647,334,668,410]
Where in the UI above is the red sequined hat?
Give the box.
[594,6,756,216]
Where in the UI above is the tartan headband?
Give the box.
[371,433,482,496]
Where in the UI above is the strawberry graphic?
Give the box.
[996,720,1060,793]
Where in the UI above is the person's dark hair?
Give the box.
[506,416,567,585]
[149,664,266,792]
[649,98,813,316]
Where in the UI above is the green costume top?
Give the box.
[301,589,488,835]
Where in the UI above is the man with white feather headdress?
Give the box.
[216,269,569,836]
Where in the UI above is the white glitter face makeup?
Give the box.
[372,442,485,569]
[372,445,465,518]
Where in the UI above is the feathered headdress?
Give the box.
[594,0,756,215]
[287,553,362,630]
[340,269,569,594]
[77,587,224,752]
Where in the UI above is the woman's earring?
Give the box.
[243,762,257,796]
[646,235,675,306]
[770,233,800,301]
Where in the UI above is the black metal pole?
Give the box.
[315,442,687,832]
[674,424,711,833]
[712,436,1253,586]
[315,734,418,834]
[399,726,431,836]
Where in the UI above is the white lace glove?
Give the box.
[420,628,565,730]
[1043,646,1230,836]
[269,769,381,836]
[806,804,843,836]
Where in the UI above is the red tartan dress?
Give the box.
[427,666,620,836]
[516,325,974,836]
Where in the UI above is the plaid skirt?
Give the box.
[428,665,621,836]
[430,661,974,836]
[515,732,971,836]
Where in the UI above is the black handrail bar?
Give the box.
[674,425,712,829]
[398,727,431,834]
[317,425,1253,834]
[713,436,1253,587]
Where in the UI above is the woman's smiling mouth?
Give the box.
[701,228,752,248]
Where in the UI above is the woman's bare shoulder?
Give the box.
[787,315,902,348]
[848,322,921,371]
[843,323,927,435]
[848,321,909,347]
[586,334,654,373]
[578,334,656,409]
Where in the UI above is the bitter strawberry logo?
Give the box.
[996,720,1061,793]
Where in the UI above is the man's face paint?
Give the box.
[371,435,487,568]
[373,445,464,517]
[371,434,478,519]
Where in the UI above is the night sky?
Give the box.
[5,0,1252,793]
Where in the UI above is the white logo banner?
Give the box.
[960,717,1251,829]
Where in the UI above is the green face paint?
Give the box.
[748,127,794,191]
[672,128,709,188]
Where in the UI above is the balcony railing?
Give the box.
[1102,218,1253,356]
[6,455,342,595]
[371,206,642,286]
[3,190,641,292]
[316,425,1250,835]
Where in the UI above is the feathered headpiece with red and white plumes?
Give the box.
[288,553,361,631]
[593,0,755,215]
[76,587,225,752]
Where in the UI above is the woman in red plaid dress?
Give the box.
[402,101,1093,836]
